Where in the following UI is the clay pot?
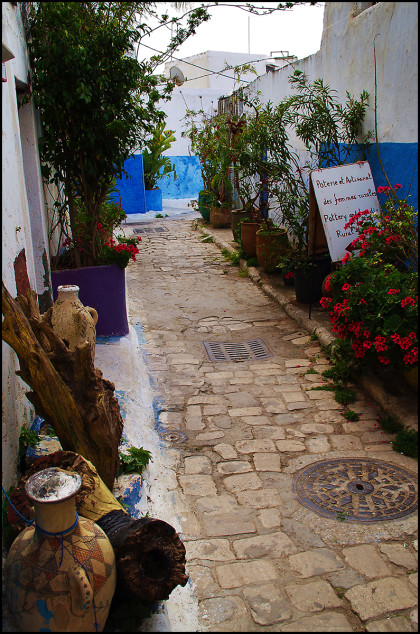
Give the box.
[240,222,259,257]
[51,285,98,361]
[5,467,116,632]
[256,229,289,272]
[209,205,231,228]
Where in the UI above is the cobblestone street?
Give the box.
[125,216,418,632]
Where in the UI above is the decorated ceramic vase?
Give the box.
[51,285,98,361]
[6,467,116,632]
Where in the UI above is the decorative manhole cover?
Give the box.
[159,430,187,443]
[292,458,418,523]
[203,339,272,363]
[133,227,168,234]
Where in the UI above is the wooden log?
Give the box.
[7,451,188,604]
[2,283,123,489]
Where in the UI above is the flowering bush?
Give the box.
[97,235,141,269]
[321,185,418,374]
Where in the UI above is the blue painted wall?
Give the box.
[364,143,418,213]
[111,154,146,215]
[324,142,418,212]
[158,156,203,199]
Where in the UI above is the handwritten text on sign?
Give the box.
[310,162,381,262]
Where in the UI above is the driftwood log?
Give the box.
[7,451,188,604]
[2,283,123,490]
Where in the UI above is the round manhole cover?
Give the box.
[160,430,187,443]
[292,458,418,523]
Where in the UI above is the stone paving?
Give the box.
[125,216,418,632]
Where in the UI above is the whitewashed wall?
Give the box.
[2,2,51,488]
[246,2,418,210]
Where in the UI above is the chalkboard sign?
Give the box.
[310,162,381,262]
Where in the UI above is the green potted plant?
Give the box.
[143,122,177,212]
[182,109,222,222]
[269,71,372,297]
[27,2,209,335]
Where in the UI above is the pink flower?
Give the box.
[387,289,401,294]
[394,183,402,189]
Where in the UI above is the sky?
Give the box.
[138,2,325,73]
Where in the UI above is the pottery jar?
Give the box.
[6,467,117,632]
[51,285,98,361]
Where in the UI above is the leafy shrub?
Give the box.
[118,447,152,476]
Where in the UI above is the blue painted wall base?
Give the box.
[145,188,163,211]
[111,154,146,215]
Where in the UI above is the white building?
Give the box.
[153,50,275,198]
[2,2,52,488]
[244,2,418,211]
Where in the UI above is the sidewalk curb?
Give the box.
[195,221,417,429]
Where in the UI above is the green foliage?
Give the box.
[342,409,361,421]
[392,429,418,458]
[377,415,404,434]
[309,385,334,391]
[246,257,259,267]
[96,234,141,269]
[305,368,318,374]
[334,387,357,405]
[118,446,153,476]
[322,199,417,375]
[19,426,41,458]
[375,415,417,459]
[28,2,210,268]
[221,248,240,266]
[143,122,177,189]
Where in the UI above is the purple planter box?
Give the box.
[52,264,129,337]
[145,188,162,212]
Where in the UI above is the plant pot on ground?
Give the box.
[210,204,231,228]
[143,122,177,210]
[256,224,290,272]
[294,254,332,303]
[198,190,213,221]
[240,221,260,257]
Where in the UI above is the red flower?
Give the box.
[378,355,390,364]
[320,296,332,309]
[401,296,416,307]
[342,283,351,291]
[394,183,402,189]
[403,347,418,364]
[387,289,400,294]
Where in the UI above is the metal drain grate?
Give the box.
[133,226,168,234]
[203,338,273,363]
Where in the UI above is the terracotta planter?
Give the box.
[51,285,98,361]
[240,222,259,257]
[51,264,128,337]
[294,257,332,303]
[256,229,289,272]
[231,208,256,243]
[210,205,231,228]
[6,467,116,632]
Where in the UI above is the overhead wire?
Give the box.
[137,41,272,85]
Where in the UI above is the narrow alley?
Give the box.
[123,215,418,632]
